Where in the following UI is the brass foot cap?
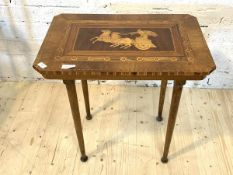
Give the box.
[80,155,88,162]
[86,114,92,120]
[156,116,163,122]
[161,157,168,163]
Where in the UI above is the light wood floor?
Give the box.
[0,82,233,175]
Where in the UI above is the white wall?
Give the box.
[0,0,233,88]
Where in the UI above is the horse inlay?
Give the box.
[90,29,158,50]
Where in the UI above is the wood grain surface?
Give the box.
[33,14,216,80]
[0,82,232,175]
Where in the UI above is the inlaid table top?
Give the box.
[33,14,216,80]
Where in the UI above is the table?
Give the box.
[33,14,216,163]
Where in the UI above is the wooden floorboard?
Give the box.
[0,82,233,175]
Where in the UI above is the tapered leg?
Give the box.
[81,80,92,120]
[156,80,168,121]
[63,80,88,162]
[161,80,186,163]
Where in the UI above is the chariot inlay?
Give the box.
[90,29,158,50]
[74,28,175,52]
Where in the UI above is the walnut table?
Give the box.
[33,14,216,163]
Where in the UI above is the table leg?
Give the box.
[81,80,92,120]
[63,80,88,162]
[161,80,186,163]
[156,80,168,121]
